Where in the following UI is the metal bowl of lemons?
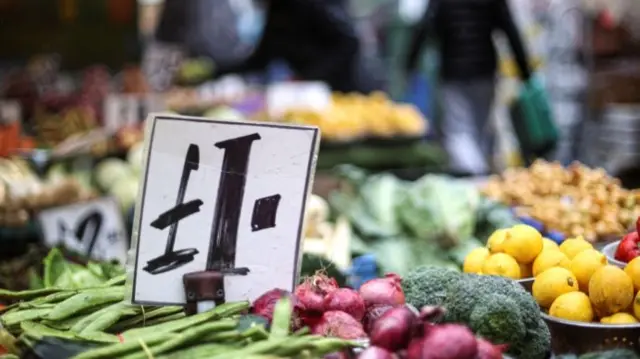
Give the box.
[601,240,626,268]
[521,262,640,355]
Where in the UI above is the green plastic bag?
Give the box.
[509,76,559,160]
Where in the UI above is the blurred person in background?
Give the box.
[155,0,382,93]
[405,0,532,175]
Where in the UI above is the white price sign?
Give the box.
[38,198,128,263]
[129,114,319,305]
[266,81,332,118]
[104,94,166,131]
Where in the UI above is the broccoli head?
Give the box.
[469,294,526,345]
[444,274,540,327]
[402,266,462,309]
[509,317,551,359]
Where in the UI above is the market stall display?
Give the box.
[281,92,427,142]
[482,160,640,242]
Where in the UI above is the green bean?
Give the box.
[41,314,89,331]
[47,287,125,321]
[120,320,238,359]
[134,312,185,328]
[121,301,248,340]
[29,290,78,305]
[20,321,75,341]
[0,354,20,359]
[208,337,290,358]
[73,333,175,359]
[75,331,120,344]
[101,274,126,287]
[18,302,55,310]
[1,308,51,327]
[270,336,315,356]
[154,344,243,359]
[270,297,291,339]
[109,306,183,332]
[81,310,124,334]
[293,326,311,336]
[309,337,362,356]
[0,288,61,301]
[71,302,125,333]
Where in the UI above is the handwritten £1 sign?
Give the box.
[38,198,128,263]
[130,114,319,305]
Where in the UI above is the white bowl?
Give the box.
[601,240,626,268]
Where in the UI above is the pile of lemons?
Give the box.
[463,224,550,280]
[463,224,640,325]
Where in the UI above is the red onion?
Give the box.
[474,338,508,359]
[364,304,394,333]
[407,324,478,359]
[324,288,366,321]
[295,272,339,313]
[312,310,367,340]
[357,346,396,359]
[251,289,291,322]
[369,306,418,352]
[359,274,405,308]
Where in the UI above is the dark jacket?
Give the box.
[155,0,379,93]
[406,0,531,81]
[217,0,380,93]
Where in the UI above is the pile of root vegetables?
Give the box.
[252,272,506,359]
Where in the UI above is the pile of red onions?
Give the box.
[361,306,507,359]
[250,272,503,359]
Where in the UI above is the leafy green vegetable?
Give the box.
[42,248,124,290]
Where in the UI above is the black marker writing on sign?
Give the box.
[207,133,263,275]
[144,144,202,275]
[57,210,104,258]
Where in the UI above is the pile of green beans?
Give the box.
[0,279,361,358]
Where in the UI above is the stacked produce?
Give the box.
[0,158,91,227]
[482,160,640,242]
[330,166,519,275]
[282,92,427,141]
[402,266,551,359]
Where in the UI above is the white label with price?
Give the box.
[104,94,166,131]
[128,113,320,305]
[38,197,128,264]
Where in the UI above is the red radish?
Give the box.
[359,274,405,308]
[369,306,417,352]
[364,304,394,333]
[324,288,366,321]
[357,346,396,359]
[407,324,478,359]
[295,272,339,313]
[475,338,508,359]
[312,310,367,340]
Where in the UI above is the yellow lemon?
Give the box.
[542,238,559,252]
[532,250,571,277]
[482,253,521,279]
[503,225,543,264]
[532,267,579,308]
[487,229,508,254]
[549,292,594,323]
[600,312,638,324]
[463,248,490,274]
[589,265,634,318]
[569,249,608,292]
[624,257,640,293]
[559,237,593,260]
[633,291,640,320]
[519,262,533,279]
